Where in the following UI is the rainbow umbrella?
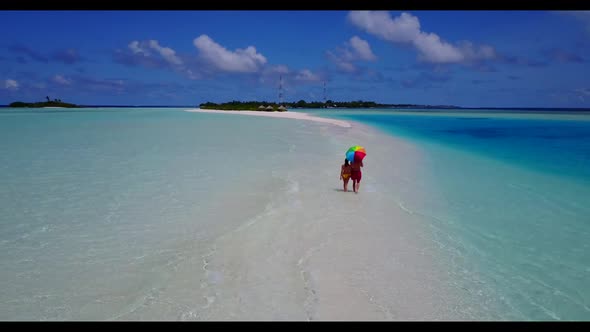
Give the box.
[346,145,366,163]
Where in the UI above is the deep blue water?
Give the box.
[328,111,590,181]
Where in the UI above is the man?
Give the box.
[350,159,363,193]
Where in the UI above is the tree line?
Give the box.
[199,99,386,111]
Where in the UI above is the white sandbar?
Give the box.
[185,108,352,128]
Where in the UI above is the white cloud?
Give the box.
[52,74,72,85]
[333,58,357,72]
[295,69,321,82]
[271,65,290,74]
[193,34,267,73]
[128,41,150,56]
[327,35,376,73]
[122,39,199,79]
[326,50,357,73]
[348,11,420,43]
[349,36,377,61]
[348,11,497,64]
[413,32,464,63]
[458,41,497,61]
[128,40,182,66]
[147,40,183,66]
[4,79,19,90]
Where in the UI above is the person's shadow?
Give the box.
[333,188,354,193]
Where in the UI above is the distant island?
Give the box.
[9,96,79,108]
[5,98,459,110]
[200,101,287,112]
[200,100,459,111]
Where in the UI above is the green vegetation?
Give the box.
[200,100,459,111]
[302,100,379,108]
[9,96,79,108]
[293,100,458,109]
[198,100,380,111]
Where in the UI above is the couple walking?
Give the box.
[340,145,366,193]
[340,158,363,193]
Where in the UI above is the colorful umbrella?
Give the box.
[346,145,366,163]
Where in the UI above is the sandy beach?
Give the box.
[175,108,480,320]
[185,109,353,128]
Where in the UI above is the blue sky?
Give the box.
[1,10,590,107]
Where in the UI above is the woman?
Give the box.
[350,159,363,193]
[340,159,352,192]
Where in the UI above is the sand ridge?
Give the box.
[185,109,352,128]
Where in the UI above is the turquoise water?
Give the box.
[0,108,309,320]
[308,109,590,320]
